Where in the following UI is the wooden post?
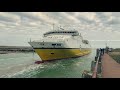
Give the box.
[95,56,97,61]
[91,60,96,71]
[96,49,99,57]
[97,62,101,74]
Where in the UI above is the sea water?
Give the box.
[0,49,96,78]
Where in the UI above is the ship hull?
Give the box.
[34,48,91,61]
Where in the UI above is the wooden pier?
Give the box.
[102,53,120,78]
[82,48,120,78]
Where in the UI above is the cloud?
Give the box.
[71,12,101,25]
[0,12,120,47]
[107,16,120,25]
[0,12,20,23]
[12,12,42,21]
[12,12,59,26]
[95,12,119,25]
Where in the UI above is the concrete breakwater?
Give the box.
[0,46,34,54]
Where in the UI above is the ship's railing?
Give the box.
[32,38,65,43]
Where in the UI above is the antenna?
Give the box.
[106,42,107,47]
[105,40,108,48]
[59,25,61,30]
[59,25,64,30]
[53,23,55,30]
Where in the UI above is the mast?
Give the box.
[59,25,64,30]
[53,23,55,31]
[106,42,107,47]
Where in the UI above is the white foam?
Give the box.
[1,63,44,78]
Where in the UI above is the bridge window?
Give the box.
[39,43,44,45]
[52,44,61,46]
[57,44,61,46]
[52,44,56,46]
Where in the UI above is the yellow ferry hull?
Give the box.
[34,48,91,61]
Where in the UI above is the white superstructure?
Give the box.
[28,28,91,61]
[29,29,90,49]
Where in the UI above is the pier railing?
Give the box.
[82,48,103,78]
[92,49,101,78]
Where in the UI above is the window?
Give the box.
[57,44,61,46]
[52,44,61,46]
[40,43,44,45]
[52,44,56,46]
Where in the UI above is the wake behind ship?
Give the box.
[28,28,91,61]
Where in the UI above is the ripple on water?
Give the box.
[0,50,96,78]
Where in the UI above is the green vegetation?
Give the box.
[109,48,120,64]
[110,55,120,64]
[112,48,120,52]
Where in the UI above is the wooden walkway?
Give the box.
[101,53,120,78]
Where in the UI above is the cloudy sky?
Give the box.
[0,12,120,48]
